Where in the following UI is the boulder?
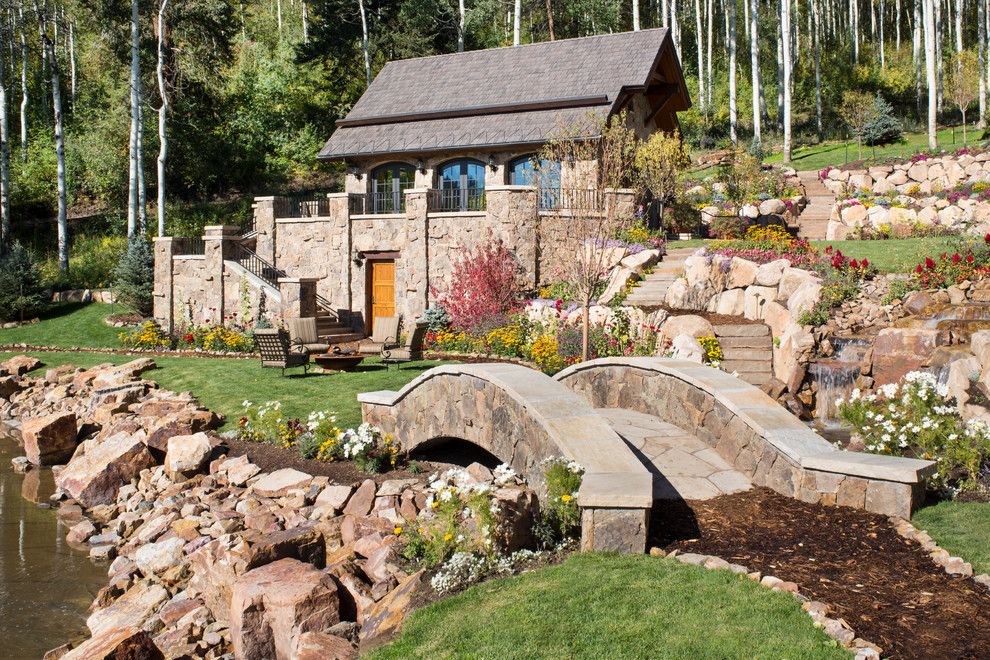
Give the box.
[358,570,424,652]
[841,204,868,225]
[597,266,635,305]
[773,323,816,391]
[872,327,939,385]
[619,249,661,272]
[709,289,746,316]
[316,485,354,511]
[253,468,314,498]
[56,432,156,508]
[62,628,163,660]
[754,259,788,287]
[22,412,77,466]
[727,258,759,289]
[90,358,157,389]
[787,281,823,317]
[825,220,851,241]
[657,315,714,344]
[758,199,787,216]
[293,632,356,660]
[134,537,186,576]
[1,355,41,376]
[776,268,818,302]
[164,432,212,481]
[670,334,705,363]
[189,535,253,621]
[343,479,377,517]
[87,581,169,637]
[230,558,340,660]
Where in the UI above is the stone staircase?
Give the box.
[624,246,696,307]
[315,315,364,345]
[796,171,835,241]
[713,323,773,386]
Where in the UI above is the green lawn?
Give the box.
[372,554,848,659]
[0,302,121,348]
[668,237,959,274]
[1,350,440,429]
[913,500,990,576]
[762,127,979,172]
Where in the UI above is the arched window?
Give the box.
[437,159,486,211]
[508,155,561,210]
[371,162,415,213]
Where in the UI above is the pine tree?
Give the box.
[113,235,155,316]
[863,95,904,145]
[0,242,47,322]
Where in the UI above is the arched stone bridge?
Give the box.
[359,359,936,554]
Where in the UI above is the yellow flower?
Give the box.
[444,533,454,542]
[561,494,572,502]
[431,501,439,509]
[393,526,403,535]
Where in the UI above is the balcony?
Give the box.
[348,191,407,215]
[427,187,486,213]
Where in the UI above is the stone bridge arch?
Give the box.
[556,357,935,520]
[358,363,654,552]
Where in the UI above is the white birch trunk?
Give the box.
[513,0,521,45]
[156,0,168,237]
[634,0,641,29]
[776,19,783,128]
[0,20,9,244]
[880,0,886,66]
[68,21,75,103]
[276,0,282,33]
[137,86,146,234]
[923,0,938,148]
[17,3,25,163]
[695,0,704,109]
[358,0,370,86]
[750,0,761,148]
[896,0,902,50]
[458,0,465,51]
[302,1,308,42]
[729,0,737,144]
[127,0,140,237]
[981,0,987,128]
[782,0,792,161]
[706,0,714,107]
[38,4,66,271]
[813,0,823,134]
[934,0,942,110]
[662,0,669,26]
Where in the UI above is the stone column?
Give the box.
[203,225,241,324]
[325,193,352,320]
[605,188,638,220]
[152,237,177,333]
[486,185,539,289]
[252,196,278,264]
[404,189,430,320]
[278,278,319,320]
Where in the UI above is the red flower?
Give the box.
[952,253,962,263]
[925,257,936,270]
[984,233,990,244]
[861,258,869,269]
[850,259,859,269]
[967,254,975,263]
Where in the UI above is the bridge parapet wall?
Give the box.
[556,358,936,520]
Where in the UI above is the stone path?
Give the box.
[796,170,834,241]
[599,408,752,501]
[624,246,697,307]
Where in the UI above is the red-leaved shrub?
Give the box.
[433,235,522,332]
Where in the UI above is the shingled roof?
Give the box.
[319,28,690,161]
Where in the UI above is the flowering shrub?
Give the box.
[339,423,399,473]
[837,371,990,494]
[238,400,303,449]
[697,336,723,364]
[709,213,749,239]
[910,241,990,289]
[533,458,584,548]
[429,549,543,595]
[485,324,525,357]
[119,321,171,350]
[530,334,566,373]
[433,235,523,332]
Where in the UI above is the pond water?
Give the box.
[0,433,107,658]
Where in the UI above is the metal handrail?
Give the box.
[427,187,486,212]
[232,244,285,288]
[348,191,408,215]
[173,237,206,255]
[273,193,331,218]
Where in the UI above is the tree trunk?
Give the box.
[545,0,555,40]
[357,0,371,86]
[896,0,901,50]
[914,0,922,115]
[934,0,942,111]
[729,0,737,144]
[633,0,641,30]
[776,18,783,130]
[979,0,986,128]
[706,0,714,107]
[276,0,282,33]
[38,4,66,272]
[138,92,146,234]
[458,0,465,51]
[0,21,9,246]
[17,3,25,162]
[513,0,521,46]
[695,0,704,110]
[127,0,140,237]
[68,21,75,104]
[782,0,792,162]
[581,293,590,362]
[879,0,886,67]
[302,1,308,42]
[751,0,761,148]
[813,0,823,136]
[156,0,169,238]
[922,0,938,149]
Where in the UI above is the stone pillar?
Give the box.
[404,189,430,320]
[152,237,177,333]
[486,186,539,289]
[203,225,241,324]
[252,196,278,264]
[605,188,638,220]
[278,278,319,320]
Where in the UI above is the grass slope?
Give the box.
[1,350,440,429]
[372,554,848,660]
[666,236,959,274]
[0,302,121,348]
[913,501,990,575]
[763,128,977,172]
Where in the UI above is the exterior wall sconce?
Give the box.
[353,253,365,266]
[348,165,363,180]
[416,159,426,174]
[488,154,497,170]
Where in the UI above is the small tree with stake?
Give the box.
[635,130,690,233]
[538,111,639,361]
[945,51,981,146]
[838,90,878,161]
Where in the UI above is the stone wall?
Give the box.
[665,251,820,390]
[556,358,934,519]
[822,151,990,197]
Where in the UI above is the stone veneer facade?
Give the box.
[154,186,635,335]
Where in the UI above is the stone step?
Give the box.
[714,323,770,337]
[720,359,774,372]
[717,335,773,349]
[732,371,773,386]
[721,348,774,361]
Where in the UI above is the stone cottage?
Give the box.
[153,28,690,339]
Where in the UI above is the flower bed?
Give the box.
[120,319,255,353]
[838,371,990,495]
[907,235,990,290]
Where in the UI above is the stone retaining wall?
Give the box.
[822,151,990,197]
[358,363,654,553]
[556,358,935,519]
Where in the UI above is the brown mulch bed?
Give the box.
[224,438,440,486]
[655,488,990,659]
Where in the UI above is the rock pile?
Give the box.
[0,356,537,658]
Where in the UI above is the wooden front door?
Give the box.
[368,260,395,335]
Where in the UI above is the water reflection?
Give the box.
[0,433,106,658]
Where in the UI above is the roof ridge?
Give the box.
[378,27,669,68]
